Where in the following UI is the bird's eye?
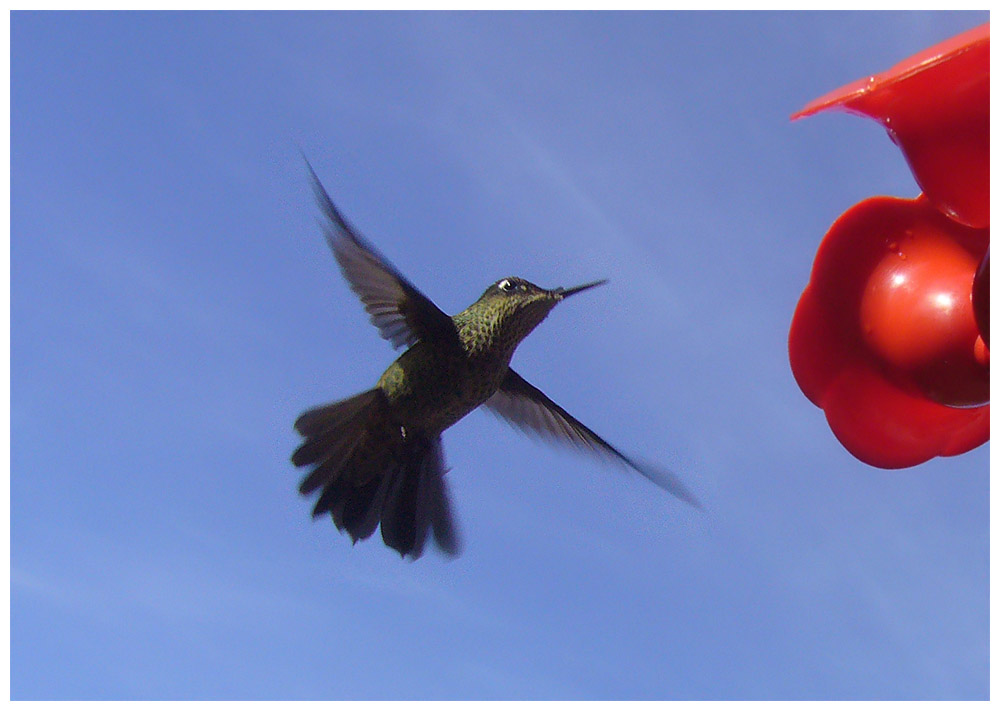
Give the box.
[498,279,513,292]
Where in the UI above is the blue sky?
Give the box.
[11,11,989,700]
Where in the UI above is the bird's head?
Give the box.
[473,276,608,347]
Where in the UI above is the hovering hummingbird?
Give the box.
[292,161,700,559]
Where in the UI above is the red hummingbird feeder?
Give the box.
[788,23,990,469]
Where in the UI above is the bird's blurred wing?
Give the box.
[483,368,701,508]
[305,159,459,350]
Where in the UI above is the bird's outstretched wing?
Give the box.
[304,159,459,350]
[483,368,702,508]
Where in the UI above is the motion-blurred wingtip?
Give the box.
[679,490,705,511]
[631,459,704,511]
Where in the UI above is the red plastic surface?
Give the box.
[793,24,989,229]
[789,197,989,468]
[789,25,990,468]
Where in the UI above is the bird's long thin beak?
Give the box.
[553,279,609,299]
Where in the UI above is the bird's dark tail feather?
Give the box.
[292,390,460,559]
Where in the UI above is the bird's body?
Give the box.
[376,280,562,433]
[293,160,699,559]
[374,336,502,436]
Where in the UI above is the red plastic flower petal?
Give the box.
[793,24,989,229]
[789,196,989,468]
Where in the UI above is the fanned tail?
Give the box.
[381,435,460,558]
[292,391,460,559]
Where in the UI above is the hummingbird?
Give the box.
[292,161,700,559]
